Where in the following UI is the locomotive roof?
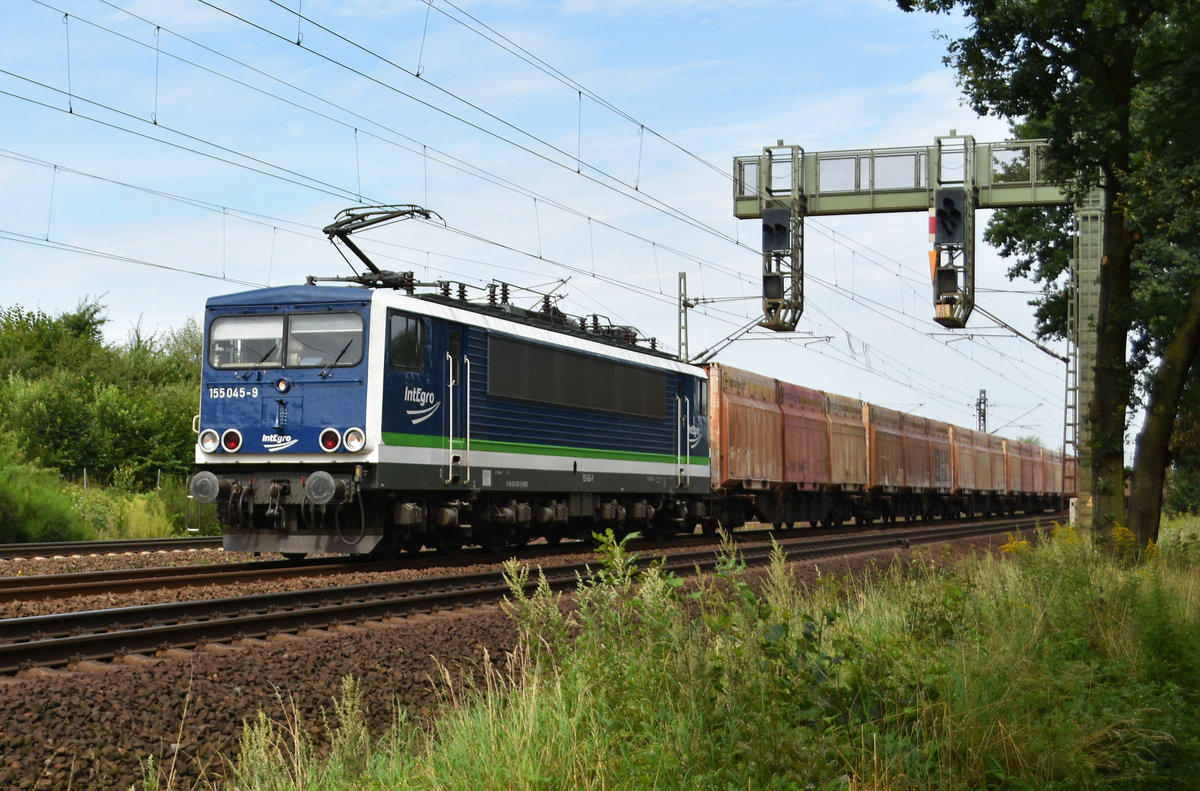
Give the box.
[205,283,706,377]
[205,284,372,307]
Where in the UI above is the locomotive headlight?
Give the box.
[343,427,366,452]
[199,429,220,453]
[275,377,290,393]
[319,427,342,452]
[189,471,230,504]
[221,428,243,453]
[304,470,346,505]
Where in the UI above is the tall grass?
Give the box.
[177,520,1200,790]
[68,476,216,540]
[0,445,89,542]
[0,434,216,543]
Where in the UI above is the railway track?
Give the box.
[0,556,349,602]
[0,516,1028,602]
[0,517,1041,674]
[0,536,223,560]
[0,536,672,602]
[0,526,833,602]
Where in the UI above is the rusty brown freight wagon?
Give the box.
[971,429,991,493]
[778,381,830,489]
[1043,448,1064,495]
[1003,439,1025,494]
[902,414,933,491]
[985,434,1007,492]
[866,403,906,491]
[949,424,976,493]
[1027,443,1046,494]
[705,363,782,489]
[928,419,953,492]
[826,392,868,491]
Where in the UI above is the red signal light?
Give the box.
[221,429,243,452]
[320,428,341,452]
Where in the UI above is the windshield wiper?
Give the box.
[237,343,278,380]
[320,339,354,378]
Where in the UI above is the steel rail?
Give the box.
[0,540,594,602]
[0,518,1039,674]
[0,557,363,602]
[0,537,223,560]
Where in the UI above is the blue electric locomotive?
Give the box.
[189,280,712,557]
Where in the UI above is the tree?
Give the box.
[899,0,1200,545]
[0,301,202,488]
[0,298,110,380]
[1166,370,1200,515]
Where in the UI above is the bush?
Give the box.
[0,301,200,490]
[0,373,198,488]
[1165,466,1200,517]
[0,446,90,543]
[69,479,208,540]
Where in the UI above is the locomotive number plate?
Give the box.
[208,386,260,399]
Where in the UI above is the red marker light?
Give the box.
[221,429,243,452]
[320,428,341,452]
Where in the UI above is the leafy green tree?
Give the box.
[160,316,203,370]
[1166,371,1200,515]
[899,0,1200,544]
[0,300,201,489]
[0,298,110,380]
[0,370,97,475]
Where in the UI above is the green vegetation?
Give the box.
[1165,382,1200,517]
[0,444,90,543]
[180,519,1200,790]
[0,300,211,541]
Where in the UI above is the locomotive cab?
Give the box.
[190,286,379,555]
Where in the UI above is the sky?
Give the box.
[0,0,1081,450]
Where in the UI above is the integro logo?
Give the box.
[262,433,298,452]
[404,386,440,425]
[404,386,436,406]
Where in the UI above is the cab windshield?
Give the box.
[209,312,363,369]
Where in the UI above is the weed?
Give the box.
[212,517,1200,789]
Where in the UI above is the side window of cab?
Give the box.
[389,312,425,371]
